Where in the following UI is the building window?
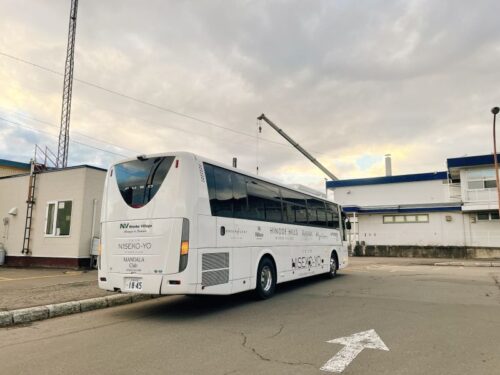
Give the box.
[484,180,497,189]
[45,201,72,236]
[477,211,499,221]
[467,168,497,190]
[383,216,394,223]
[405,215,417,223]
[383,214,429,224]
[417,214,429,222]
[394,215,405,223]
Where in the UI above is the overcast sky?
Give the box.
[1,0,500,191]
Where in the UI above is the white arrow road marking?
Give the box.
[320,329,389,373]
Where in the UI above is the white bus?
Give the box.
[98,152,348,299]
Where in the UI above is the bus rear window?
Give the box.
[115,156,175,208]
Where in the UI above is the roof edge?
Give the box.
[0,164,106,180]
[343,203,462,214]
[0,158,30,170]
[447,153,500,169]
[327,171,448,188]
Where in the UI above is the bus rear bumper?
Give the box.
[99,273,164,294]
[160,280,197,295]
[98,273,197,295]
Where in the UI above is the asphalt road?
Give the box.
[1,258,499,375]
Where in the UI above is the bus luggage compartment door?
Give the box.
[196,216,233,294]
[105,218,183,275]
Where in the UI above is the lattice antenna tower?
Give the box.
[56,0,79,168]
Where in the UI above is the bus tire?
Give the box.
[327,251,338,279]
[255,257,276,299]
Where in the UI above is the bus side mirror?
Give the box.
[345,220,352,230]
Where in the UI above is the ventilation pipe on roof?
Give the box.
[385,154,392,176]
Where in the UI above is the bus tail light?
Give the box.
[179,218,189,272]
[180,241,189,255]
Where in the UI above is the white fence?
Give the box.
[464,188,498,203]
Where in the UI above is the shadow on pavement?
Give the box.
[117,273,347,322]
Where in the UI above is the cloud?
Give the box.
[1,0,500,193]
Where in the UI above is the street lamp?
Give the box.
[492,107,500,217]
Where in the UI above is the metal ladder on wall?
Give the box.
[21,163,37,255]
[21,146,57,255]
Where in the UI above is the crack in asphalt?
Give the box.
[492,275,500,289]
[489,275,500,304]
[492,275,500,291]
[239,332,315,368]
[390,273,428,277]
[268,324,284,338]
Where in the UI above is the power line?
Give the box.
[0,115,131,158]
[0,51,282,144]
[0,50,334,158]
[0,111,276,161]
[0,78,260,155]
[0,106,264,158]
[0,107,140,154]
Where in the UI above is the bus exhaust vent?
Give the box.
[202,252,229,271]
[202,252,229,287]
[202,269,229,287]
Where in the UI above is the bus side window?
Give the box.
[327,203,340,229]
[294,205,308,225]
[213,166,234,218]
[326,209,333,228]
[281,189,307,225]
[261,182,282,222]
[317,201,327,227]
[204,164,217,215]
[232,173,248,219]
[307,198,327,227]
[246,179,266,221]
[281,200,294,224]
[204,163,339,230]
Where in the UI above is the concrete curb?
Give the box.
[434,261,500,267]
[0,293,162,328]
[13,306,49,324]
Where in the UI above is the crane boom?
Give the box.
[257,113,338,181]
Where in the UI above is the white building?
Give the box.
[0,164,106,268]
[327,154,500,259]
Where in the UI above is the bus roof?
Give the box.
[111,151,337,204]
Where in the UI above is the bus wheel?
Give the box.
[327,252,338,279]
[256,257,276,299]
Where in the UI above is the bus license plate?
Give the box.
[125,278,143,291]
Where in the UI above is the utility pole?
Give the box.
[257,114,338,181]
[56,0,79,168]
[491,107,500,217]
